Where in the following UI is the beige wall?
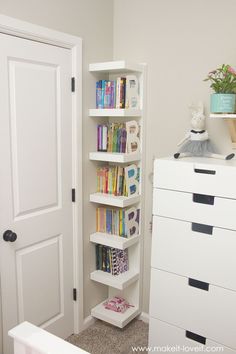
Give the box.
[0,0,113,320]
[113,0,235,313]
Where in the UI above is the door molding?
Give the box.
[0,14,83,334]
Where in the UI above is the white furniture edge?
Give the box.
[90,269,139,290]
[90,232,140,250]
[91,301,140,328]
[89,60,143,73]
[0,14,83,334]
[89,108,142,117]
[8,321,89,354]
[210,113,236,119]
[90,192,140,207]
[89,151,141,163]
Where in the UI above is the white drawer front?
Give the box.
[151,216,236,291]
[153,188,236,230]
[149,268,236,349]
[154,158,236,199]
[149,318,235,353]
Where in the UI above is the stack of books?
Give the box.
[96,207,140,237]
[96,76,139,109]
[96,245,129,275]
[97,123,127,153]
[97,166,127,196]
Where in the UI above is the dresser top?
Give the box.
[156,156,236,168]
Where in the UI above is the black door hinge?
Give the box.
[72,188,76,202]
[73,288,77,301]
[71,77,75,92]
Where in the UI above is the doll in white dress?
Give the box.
[174,102,235,160]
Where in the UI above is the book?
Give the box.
[96,80,103,108]
[125,75,139,109]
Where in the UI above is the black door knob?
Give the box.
[3,230,17,242]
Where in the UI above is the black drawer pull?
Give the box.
[193,193,215,205]
[186,330,206,345]
[188,278,209,291]
[194,168,216,175]
[192,223,213,235]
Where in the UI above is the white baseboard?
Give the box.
[82,315,96,331]
[138,312,149,324]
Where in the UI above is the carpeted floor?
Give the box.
[67,319,148,354]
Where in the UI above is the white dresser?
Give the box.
[149,157,236,353]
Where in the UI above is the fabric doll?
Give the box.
[174,102,235,160]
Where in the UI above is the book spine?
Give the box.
[96,80,103,109]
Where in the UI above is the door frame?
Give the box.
[0,14,83,334]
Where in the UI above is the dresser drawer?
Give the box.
[152,216,236,291]
[149,318,235,353]
[154,158,236,199]
[153,188,236,230]
[149,268,236,349]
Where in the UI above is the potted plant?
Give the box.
[204,64,236,113]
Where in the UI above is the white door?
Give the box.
[0,32,74,354]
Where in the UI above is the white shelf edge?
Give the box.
[90,270,139,290]
[89,108,142,117]
[90,232,140,250]
[210,113,236,119]
[89,151,141,163]
[91,301,140,328]
[89,193,140,207]
[89,60,143,73]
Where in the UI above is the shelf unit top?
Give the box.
[90,269,139,290]
[90,192,141,208]
[90,232,140,250]
[89,151,141,163]
[89,108,142,117]
[91,301,140,328]
[89,60,143,74]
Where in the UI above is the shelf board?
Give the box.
[210,114,236,149]
[89,108,142,117]
[90,232,140,250]
[90,269,139,290]
[91,300,140,328]
[210,113,236,119]
[89,60,143,74]
[90,193,140,207]
[89,151,141,163]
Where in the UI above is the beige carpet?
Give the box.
[67,319,148,354]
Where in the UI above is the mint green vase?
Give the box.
[210,93,236,113]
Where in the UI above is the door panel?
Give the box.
[9,59,61,217]
[0,32,74,354]
[16,235,63,325]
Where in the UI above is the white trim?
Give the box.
[138,312,149,324]
[82,316,96,331]
[0,14,83,334]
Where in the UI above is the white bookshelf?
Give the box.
[88,60,146,328]
[89,151,141,163]
[91,301,139,328]
[90,232,140,250]
[90,269,139,290]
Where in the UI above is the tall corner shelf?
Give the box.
[210,113,236,149]
[88,60,146,328]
